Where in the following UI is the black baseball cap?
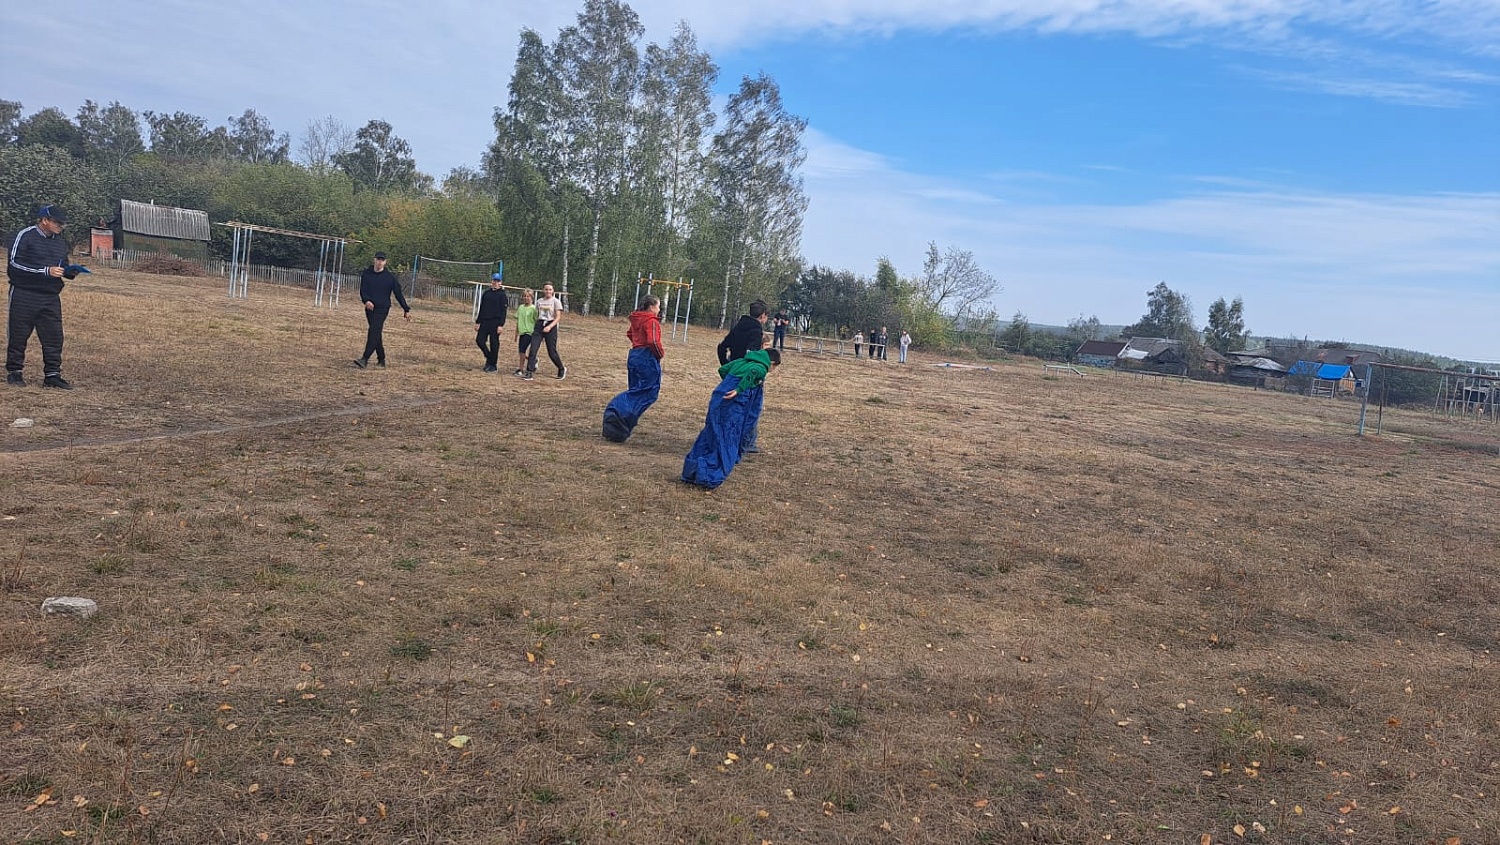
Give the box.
[38,204,68,224]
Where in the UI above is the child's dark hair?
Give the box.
[749,300,769,319]
[767,348,782,366]
[640,294,659,310]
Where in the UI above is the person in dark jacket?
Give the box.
[715,299,770,453]
[7,204,78,389]
[474,273,509,372]
[353,252,410,368]
[716,299,768,365]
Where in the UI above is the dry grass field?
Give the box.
[2,269,1497,845]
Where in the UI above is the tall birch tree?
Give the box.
[708,73,807,327]
[554,0,643,314]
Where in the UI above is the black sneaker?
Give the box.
[376,360,387,368]
[522,371,534,381]
[557,366,567,380]
[484,365,497,372]
[43,375,73,390]
[352,358,367,369]
[5,372,23,387]
[514,369,524,377]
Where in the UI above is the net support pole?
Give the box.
[1357,363,1373,436]
[314,240,329,306]
[332,239,345,307]
[235,228,253,299]
[228,226,240,298]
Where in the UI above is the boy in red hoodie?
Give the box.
[602,296,665,442]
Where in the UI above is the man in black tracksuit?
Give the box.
[716,299,770,453]
[474,273,508,372]
[353,252,410,368]
[7,204,77,389]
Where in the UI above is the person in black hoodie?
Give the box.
[353,252,410,368]
[716,299,770,453]
[7,204,77,389]
[716,299,768,365]
[474,273,509,372]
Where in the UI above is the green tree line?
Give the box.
[2,0,1003,342]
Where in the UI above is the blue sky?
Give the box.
[6,1,1498,359]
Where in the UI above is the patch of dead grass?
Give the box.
[1,269,1497,843]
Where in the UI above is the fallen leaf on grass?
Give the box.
[448,735,470,748]
[1234,823,1246,836]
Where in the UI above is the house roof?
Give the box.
[1076,340,1126,357]
[1289,361,1354,379]
[120,199,210,241]
[1200,347,1230,364]
[1231,357,1286,373]
[1120,337,1183,360]
[1316,348,1383,367]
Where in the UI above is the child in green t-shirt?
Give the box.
[513,289,538,378]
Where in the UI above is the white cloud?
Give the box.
[800,129,1500,358]
[629,0,1500,54]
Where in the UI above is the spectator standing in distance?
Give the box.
[876,326,889,361]
[867,328,878,359]
[852,329,864,359]
[7,204,78,389]
[716,299,769,453]
[601,295,665,442]
[474,273,508,372]
[899,330,911,363]
[526,282,567,380]
[681,348,781,489]
[353,252,410,368]
[513,289,537,377]
[772,307,790,350]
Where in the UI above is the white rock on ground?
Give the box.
[41,597,99,619]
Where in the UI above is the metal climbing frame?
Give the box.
[633,273,694,342]
[222,221,357,307]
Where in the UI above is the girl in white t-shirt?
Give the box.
[526,283,567,379]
